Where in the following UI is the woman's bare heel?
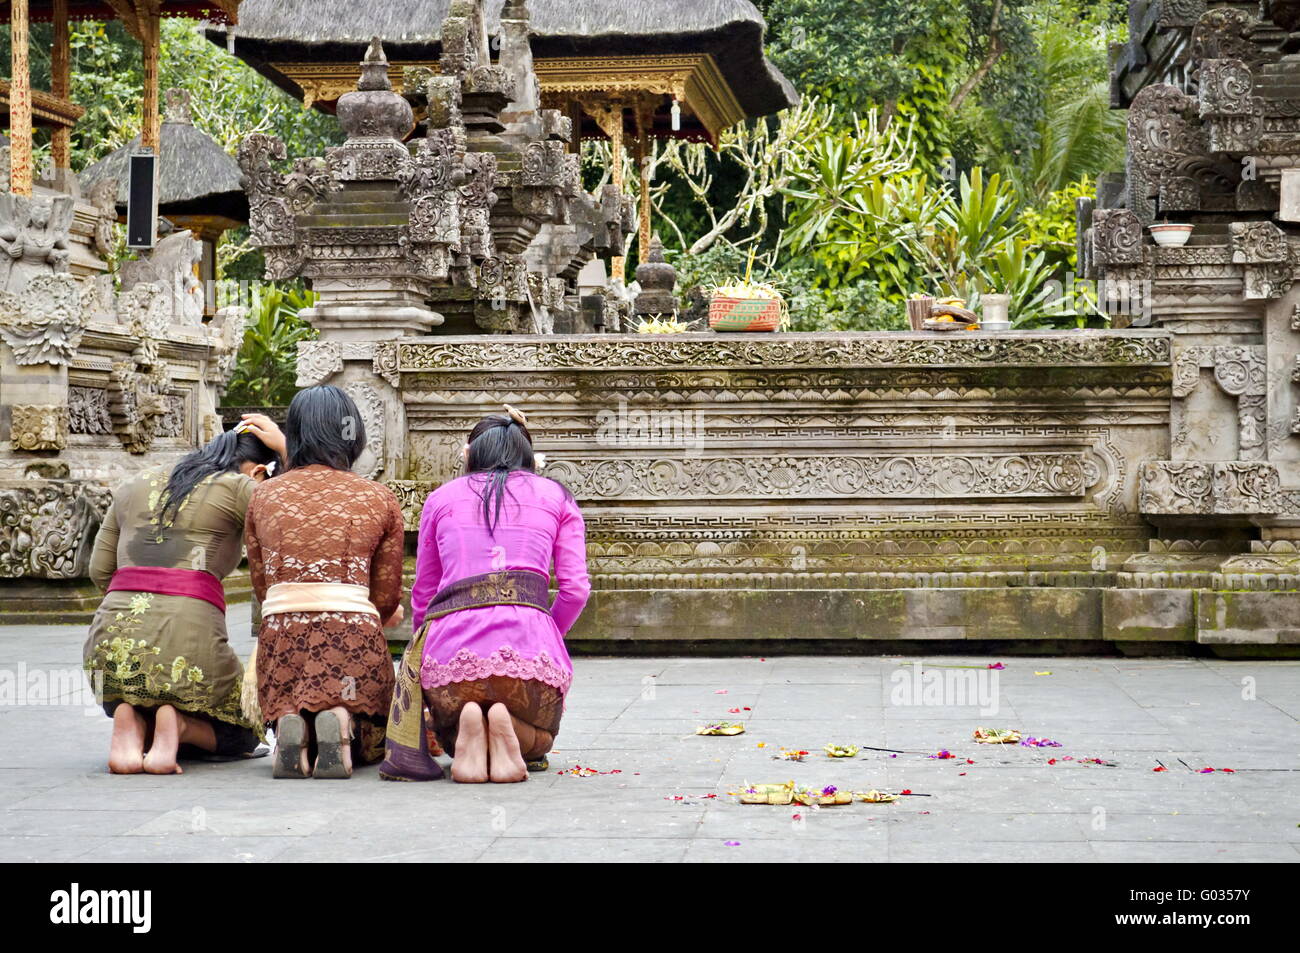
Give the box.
[312,709,353,779]
[273,714,310,779]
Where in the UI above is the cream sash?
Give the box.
[261,582,380,618]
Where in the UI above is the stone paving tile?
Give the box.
[888,840,1096,863]
[1088,841,1298,862]
[1,611,1297,862]
[0,835,114,862]
[273,835,497,863]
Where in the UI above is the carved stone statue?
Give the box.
[0,193,74,294]
[119,229,205,325]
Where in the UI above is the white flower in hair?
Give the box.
[534,453,548,470]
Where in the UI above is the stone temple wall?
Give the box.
[285,330,1300,653]
[0,185,245,620]
[1072,0,1300,654]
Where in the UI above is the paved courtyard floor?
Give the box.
[1,604,1296,863]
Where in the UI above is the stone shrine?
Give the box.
[1078,0,1300,650]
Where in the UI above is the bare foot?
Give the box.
[143,705,184,775]
[108,705,146,774]
[487,704,527,783]
[450,703,488,783]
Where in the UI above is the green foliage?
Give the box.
[671,243,756,297]
[1018,176,1092,275]
[223,287,318,408]
[781,270,904,332]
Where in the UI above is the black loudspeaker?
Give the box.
[126,152,158,249]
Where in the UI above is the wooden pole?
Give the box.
[140,7,162,154]
[9,0,33,195]
[607,105,625,283]
[51,0,72,171]
[634,103,654,269]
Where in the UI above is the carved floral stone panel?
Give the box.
[1140,460,1279,515]
[543,452,1093,501]
[68,386,113,436]
[393,334,1173,373]
[9,405,68,451]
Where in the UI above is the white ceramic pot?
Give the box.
[1148,223,1193,247]
[981,293,1010,331]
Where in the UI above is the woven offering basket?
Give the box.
[709,294,783,332]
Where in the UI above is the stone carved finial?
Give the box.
[358,37,392,91]
[334,38,415,147]
[1230,221,1294,299]
[163,88,192,125]
[634,235,677,319]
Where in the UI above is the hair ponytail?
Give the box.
[156,430,281,524]
[464,412,535,534]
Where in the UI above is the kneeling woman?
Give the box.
[392,407,589,783]
[84,420,284,774]
[246,385,405,779]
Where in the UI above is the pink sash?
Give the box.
[107,566,226,613]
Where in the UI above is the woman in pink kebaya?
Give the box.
[391,406,589,783]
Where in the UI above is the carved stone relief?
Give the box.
[9,405,68,451]
[343,382,387,480]
[0,481,107,579]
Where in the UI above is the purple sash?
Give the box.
[379,570,551,782]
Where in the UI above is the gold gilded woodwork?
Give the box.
[0,82,84,130]
[9,0,32,196]
[273,53,745,139]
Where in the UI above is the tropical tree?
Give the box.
[1010,10,1126,204]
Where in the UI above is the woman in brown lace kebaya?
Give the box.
[245,386,405,779]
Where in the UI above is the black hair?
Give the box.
[285,384,366,471]
[465,414,536,533]
[156,430,281,524]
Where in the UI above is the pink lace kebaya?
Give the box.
[412,471,590,695]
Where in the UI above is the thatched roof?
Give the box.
[79,113,247,222]
[210,0,796,123]
[3,2,238,25]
